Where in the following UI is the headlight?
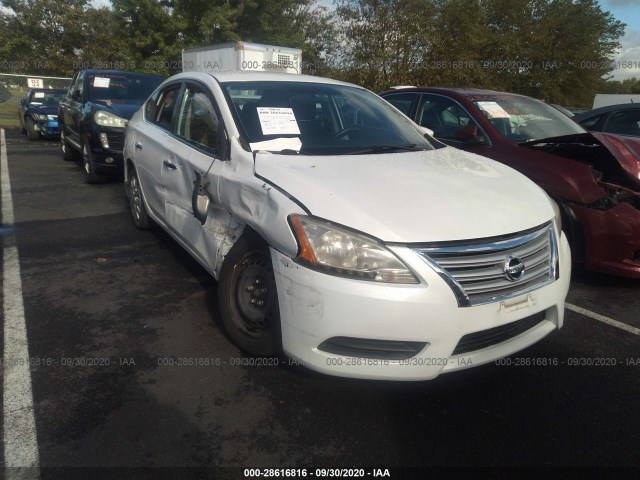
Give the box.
[33,113,48,121]
[94,111,127,128]
[289,214,419,284]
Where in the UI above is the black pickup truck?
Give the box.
[58,70,164,183]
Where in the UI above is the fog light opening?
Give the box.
[105,157,115,164]
[99,133,110,149]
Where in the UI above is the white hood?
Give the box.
[254,147,553,243]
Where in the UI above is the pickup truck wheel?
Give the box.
[82,141,103,184]
[60,129,77,161]
[127,169,150,229]
[218,235,281,356]
[26,118,39,140]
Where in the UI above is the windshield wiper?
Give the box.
[347,144,427,155]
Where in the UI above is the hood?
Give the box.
[591,132,640,188]
[29,104,58,115]
[94,102,141,120]
[254,147,554,243]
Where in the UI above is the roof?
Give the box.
[574,102,640,121]
[168,70,359,87]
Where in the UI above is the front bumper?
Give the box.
[89,129,125,173]
[272,234,571,381]
[34,120,59,137]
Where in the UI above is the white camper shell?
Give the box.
[182,42,302,74]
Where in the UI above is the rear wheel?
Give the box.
[218,235,281,356]
[127,168,150,229]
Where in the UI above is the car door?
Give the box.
[133,82,184,219]
[64,72,85,145]
[163,81,227,270]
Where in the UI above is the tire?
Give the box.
[26,118,39,140]
[127,168,150,229]
[82,140,103,184]
[218,235,281,356]
[60,128,77,161]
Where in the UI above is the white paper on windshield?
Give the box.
[250,137,302,152]
[477,101,510,119]
[93,77,111,88]
[33,92,45,98]
[257,107,301,135]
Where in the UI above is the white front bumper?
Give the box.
[271,235,571,381]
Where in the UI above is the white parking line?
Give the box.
[566,302,640,336]
[1,129,41,475]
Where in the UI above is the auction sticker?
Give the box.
[477,101,510,119]
[257,107,301,135]
[93,77,111,88]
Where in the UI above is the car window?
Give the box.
[72,72,84,97]
[87,73,163,105]
[175,85,221,154]
[152,85,181,131]
[579,113,605,130]
[604,110,640,137]
[417,95,481,141]
[382,93,416,116]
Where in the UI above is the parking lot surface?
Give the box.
[1,129,639,478]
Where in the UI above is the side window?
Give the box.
[579,114,605,131]
[175,85,221,154]
[383,93,417,116]
[604,110,640,136]
[153,85,181,131]
[417,95,481,141]
[72,72,84,97]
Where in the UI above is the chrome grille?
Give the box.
[416,223,557,307]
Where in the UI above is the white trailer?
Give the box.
[593,94,640,109]
[182,42,302,74]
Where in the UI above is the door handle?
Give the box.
[135,142,143,150]
[163,160,177,170]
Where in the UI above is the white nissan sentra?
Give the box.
[124,71,571,381]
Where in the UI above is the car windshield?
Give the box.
[29,91,64,105]
[87,73,163,105]
[223,81,435,155]
[469,94,586,143]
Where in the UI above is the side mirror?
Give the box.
[20,99,26,105]
[417,125,435,137]
[71,90,81,100]
[455,124,485,144]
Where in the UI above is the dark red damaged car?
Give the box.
[380,87,640,278]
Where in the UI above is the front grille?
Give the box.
[416,223,557,307]
[452,311,546,355]
[318,337,427,360]
[106,132,125,151]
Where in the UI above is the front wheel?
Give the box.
[60,129,77,161]
[218,235,281,356]
[26,118,39,140]
[82,140,103,184]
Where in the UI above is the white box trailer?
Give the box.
[182,42,302,74]
[593,94,640,109]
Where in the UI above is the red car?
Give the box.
[380,87,640,278]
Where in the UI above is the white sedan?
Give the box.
[124,71,571,380]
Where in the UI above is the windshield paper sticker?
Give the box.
[33,92,45,98]
[250,137,302,152]
[477,101,510,119]
[257,107,301,135]
[93,77,111,88]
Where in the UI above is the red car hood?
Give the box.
[591,132,640,188]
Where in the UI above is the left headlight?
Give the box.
[94,111,127,128]
[289,214,419,284]
[33,113,48,121]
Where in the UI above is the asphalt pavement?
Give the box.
[1,128,638,479]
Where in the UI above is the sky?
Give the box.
[603,0,640,80]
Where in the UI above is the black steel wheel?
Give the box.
[218,235,281,356]
[26,118,38,140]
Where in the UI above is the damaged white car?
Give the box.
[124,71,571,381]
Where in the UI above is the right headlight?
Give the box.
[289,214,419,284]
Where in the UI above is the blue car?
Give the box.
[19,88,67,140]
